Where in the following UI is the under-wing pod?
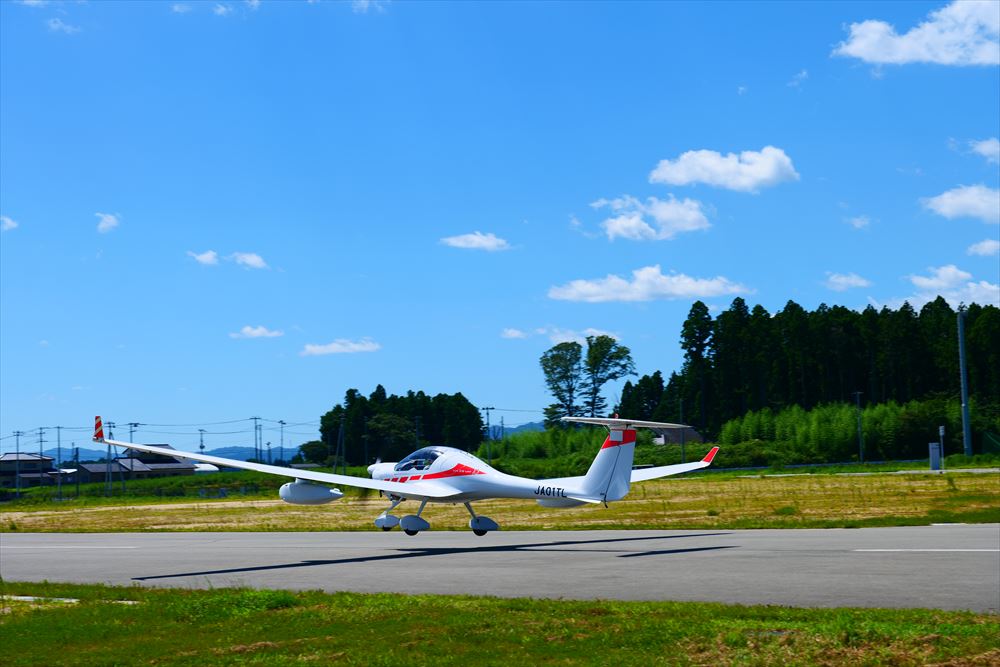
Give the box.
[279,479,344,505]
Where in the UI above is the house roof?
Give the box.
[0,453,53,462]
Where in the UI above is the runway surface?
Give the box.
[2,526,998,612]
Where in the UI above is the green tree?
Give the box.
[582,335,636,417]
[540,341,584,427]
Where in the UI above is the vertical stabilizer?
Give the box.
[581,428,636,502]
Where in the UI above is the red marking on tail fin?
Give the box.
[601,428,637,449]
[94,416,105,441]
[702,446,719,464]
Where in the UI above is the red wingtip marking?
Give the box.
[702,446,719,464]
[94,415,105,441]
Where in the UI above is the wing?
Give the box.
[97,437,461,499]
[630,446,719,483]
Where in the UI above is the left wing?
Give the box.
[93,417,460,499]
[631,446,719,482]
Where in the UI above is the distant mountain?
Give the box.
[503,421,545,435]
[42,445,300,464]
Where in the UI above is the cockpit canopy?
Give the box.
[393,447,443,472]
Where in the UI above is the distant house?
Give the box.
[72,445,197,484]
[0,453,55,488]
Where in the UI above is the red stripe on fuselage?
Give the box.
[379,464,484,483]
[600,429,637,449]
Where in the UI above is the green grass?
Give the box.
[1,582,997,666]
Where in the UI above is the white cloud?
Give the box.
[171,3,192,13]
[833,1,1000,66]
[591,194,710,241]
[47,18,80,34]
[970,137,1000,163]
[440,231,510,251]
[824,272,872,291]
[967,238,1000,255]
[352,0,387,13]
[95,212,120,233]
[649,146,799,193]
[19,0,48,6]
[787,69,809,87]
[909,264,972,290]
[301,338,381,356]
[922,184,1000,223]
[846,215,872,229]
[500,328,528,339]
[542,327,618,345]
[246,0,260,9]
[737,85,748,95]
[230,325,283,339]
[213,3,232,16]
[187,250,219,265]
[229,252,269,269]
[1,215,18,231]
[548,264,751,303]
[886,264,1000,308]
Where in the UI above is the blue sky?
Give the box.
[1,0,998,453]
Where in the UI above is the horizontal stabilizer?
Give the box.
[561,417,689,430]
[630,447,720,483]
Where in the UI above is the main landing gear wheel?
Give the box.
[465,502,498,537]
[473,529,488,537]
[381,526,393,532]
[404,529,419,536]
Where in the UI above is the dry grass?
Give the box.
[3,472,997,532]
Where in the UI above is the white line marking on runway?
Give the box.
[855,549,1000,554]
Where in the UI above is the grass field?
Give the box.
[3,471,998,533]
[1,582,997,666]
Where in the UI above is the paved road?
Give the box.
[2,526,997,612]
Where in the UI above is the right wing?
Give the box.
[94,420,460,499]
[631,446,719,483]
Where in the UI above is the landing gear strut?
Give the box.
[465,502,499,536]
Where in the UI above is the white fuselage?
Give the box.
[367,446,589,503]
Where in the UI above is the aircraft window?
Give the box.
[394,448,440,472]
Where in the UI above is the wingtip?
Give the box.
[702,446,719,464]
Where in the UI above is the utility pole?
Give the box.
[278,420,285,464]
[199,429,206,454]
[266,441,272,464]
[37,427,47,487]
[105,421,116,496]
[500,416,505,441]
[127,422,142,442]
[56,425,62,467]
[74,445,80,498]
[852,391,865,464]
[480,406,494,464]
[13,431,24,498]
[250,417,260,461]
[957,307,973,457]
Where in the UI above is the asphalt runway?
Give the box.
[2,526,998,612]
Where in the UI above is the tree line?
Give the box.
[299,386,482,466]
[613,297,999,440]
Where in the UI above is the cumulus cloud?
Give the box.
[590,195,710,241]
[970,137,1000,163]
[967,238,1000,255]
[352,0,388,13]
[548,264,750,303]
[787,69,809,87]
[846,215,872,229]
[500,328,528,339]
[246,0,260,9]
[47,18,80,34]
[213,3,232,15]
[649,146,799,193]
[187,250,218,265]
[230,325,283,339]
[538,327,618,345]
[922,184,1000,223]
[171,3,192,13]
[229,252,269,269]
[1,215,18,231]
[301,338,381,356]
[824,272,872,291]
[887,264,1000,308]
[440,231,510,251]
[95,212,120,233]
[832,1,1000,66]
